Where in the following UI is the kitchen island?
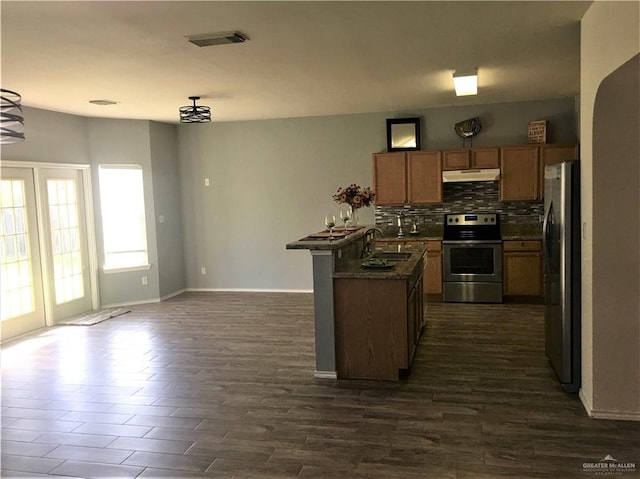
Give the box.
[287,227,426,380]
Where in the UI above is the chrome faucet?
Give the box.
[397,213,405,238]
[361,227,384,258]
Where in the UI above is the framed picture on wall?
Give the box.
[386,117,421,152]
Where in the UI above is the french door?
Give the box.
[1,165,96,340]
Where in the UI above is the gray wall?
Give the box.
[87,118,161,306]
[178,97,577,291]
[1,106,89,164]
[2,107,186,309]
[592,54,639,416]
[580,0,640,419]
[150,121,186,298]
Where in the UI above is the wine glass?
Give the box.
[325,213,336,238]
[340,209,352,229]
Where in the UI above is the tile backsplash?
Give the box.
[375,181,543,227]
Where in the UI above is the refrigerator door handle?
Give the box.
[543,202,554,273]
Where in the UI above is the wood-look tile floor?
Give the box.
[1,292,638,478]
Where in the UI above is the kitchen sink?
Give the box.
[372,252,413,261]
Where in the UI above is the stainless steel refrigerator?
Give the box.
[543,160,581,393]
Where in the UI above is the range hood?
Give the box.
[442,168,500,183]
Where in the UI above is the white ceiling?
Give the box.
[1,1,591,124]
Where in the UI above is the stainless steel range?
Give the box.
[442,213,503,303]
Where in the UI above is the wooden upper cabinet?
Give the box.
[443,147,500,170]
[470,147,500,168]
[442,149,470,170]
[541,144,578,166]
[372,152,407,205]
[539,144,578,197]
[500,145,540,201]
[407,151,442,204]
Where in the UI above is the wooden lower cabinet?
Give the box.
[334,270,424,380]
[404,240,442,295]
[503,240,543,298]
[425,241,442,295]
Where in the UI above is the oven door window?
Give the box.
[449,247,495,275]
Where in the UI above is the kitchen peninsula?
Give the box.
[287,227,426,380]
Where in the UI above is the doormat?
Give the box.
[58,308,131,326]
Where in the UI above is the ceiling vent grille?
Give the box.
[187,31,248,47]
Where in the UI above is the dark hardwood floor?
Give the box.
[1,292,638,478]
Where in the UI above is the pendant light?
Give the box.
[179,96,211,123]
[1,88,26,144]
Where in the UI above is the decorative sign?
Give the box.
[528,120,547,144]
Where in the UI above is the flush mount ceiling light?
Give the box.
[1,88,25,144]
[179,96,211,123]
[186,31,248,47]
[453,69,478,96]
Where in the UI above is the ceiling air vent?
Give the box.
[186,31,248,47]
[89,99,118,106]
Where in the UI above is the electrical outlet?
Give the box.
[204,178,210,187]
[201,267,206,275]
[141,276,148,285]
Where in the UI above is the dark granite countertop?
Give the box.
[374,223,542,241]
[333,243,426,280]
[501,222,543,240]
[286,226,370,251]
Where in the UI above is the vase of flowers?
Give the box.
[332,184,375,226]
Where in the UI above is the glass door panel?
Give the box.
[39,169,92,322]
[0,167,45,340]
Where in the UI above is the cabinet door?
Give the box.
[407,285,417,364]
[407,274,424,366]
[500,146,540,201]
[503,241,543,296]
[407,151,442,204]
[471,147,500,168]
[425,241,442,295]
[373,152,407,205]
[539,144,578,197]
[442,149,470,170]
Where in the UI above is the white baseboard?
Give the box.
[579,389,593,415]
[160,288,186,301]
[580,390,640,421]
[588,409,640,421]
[101,297,161,309]
[314,370,337,380]
[186,288,313,293]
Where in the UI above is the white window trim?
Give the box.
[102,264,152,274]
[98,164,149,272]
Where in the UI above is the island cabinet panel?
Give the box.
[372,152,407,205]
[500,145,540,201]
[471,147,500,168]
[407,151,442,204]
[503,240,543,298]
[334,279,408,380]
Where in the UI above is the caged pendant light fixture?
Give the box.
[1,88,26,144]
[179,96,211,123]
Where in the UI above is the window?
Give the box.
[98,165,148,271]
